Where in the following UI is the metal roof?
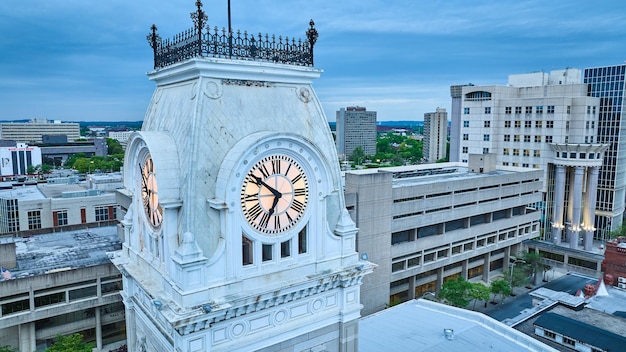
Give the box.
[534,312,626,351]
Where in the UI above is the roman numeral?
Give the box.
[274,215,281,229]
[243,193,257,202]
[259,163,270,178]
[291,199,305,213]
[294,188,307,197]
[272,159,281,174]
[284,163,291,176]
[248,203,263,220]
[292,173,303,184]
[259,212,271,229]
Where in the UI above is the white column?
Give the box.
[95,306,103,350]
[569,167,584,249]
[551,165,566,244]
[19,322,36,352]
[583,167,600,250]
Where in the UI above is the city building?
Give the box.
[107,131,134,148]
[0,180,117,234]
[0,119,81,144]
[449,69,612,252]
[344,154,543,315]
[0,226,125,351]
[39,138,108,168]
[583,64,626,237]
[0,143,42,176]
[601,236,626,286]
[110,4,373,352]
[336,106,377,159]
[359,299,557,352]
[423,107,448,162]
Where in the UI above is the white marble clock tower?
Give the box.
[111,3,373,351]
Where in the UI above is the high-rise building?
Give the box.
[110,4,373,351]
[336,106,377,159]
[0,119,81,143]
[583,64,626,237]
[450,69,611,249]
[423,107,448,162]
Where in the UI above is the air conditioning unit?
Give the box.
[618,283,626,289]
[618,277,626,284]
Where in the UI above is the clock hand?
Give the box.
[268,194,280,215]
[252,175,282,198]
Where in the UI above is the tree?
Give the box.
[490,279,511,303]
[350,146,366,165]
[0,345,17,352]
[438,276,472,308]
[608,222,626,240]
[106,138,124,155]
[46,334,93,352]
[518,251,544,285]
[468,282,491,310]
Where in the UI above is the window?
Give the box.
[535,121,542,128]
[462,147,468,153]
[504,135,511,142]
[53,210,68,227]
[546,121,554,128]
[463,120,469,128]
[95,206,115,221]
[562,336,575,347]
[502,162,509,166]
[525,106,532,114]
[503,148,510,155]
[505,107,512,114]
[281,240,291,258]
[504,121,511,128]
[523,149,530,157]
[514,121,521,128]
[483,148,489,154]
[483,134,490,141]
[543,330,556,339]
[534,136,541,143]
[242,235,253,265]
[262,244,273,261]
[566,105,571,114]
[546,136,553,143]
[513,149,519,156]
[536,106,543,114]
[512,162,519,167]
[484,120,491,127]
[28,210,41,230]
[463,107,470,114]
[524,135,531,142]
[525,121,532,128]
[298,227,307,254]
[522,163,529,167]
[514,135,520,142]
[515,106,522,114]
[484,107,491,114]
[534,164,541,169]
[463,133,469,141]
[547,105,555,114]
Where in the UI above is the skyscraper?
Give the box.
[335,106,377,159]
[423,107,448,162]
[584,64,626,238]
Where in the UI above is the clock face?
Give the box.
[140,154,163,228]
[241,154,309,235]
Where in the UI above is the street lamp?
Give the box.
[88,160,94,174]
[509,257,526,287]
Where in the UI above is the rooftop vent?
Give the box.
[443,328,454,340]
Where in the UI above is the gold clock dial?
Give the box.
[241,154,309,234]
[140,154,163,228]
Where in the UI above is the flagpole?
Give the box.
[228,0,232,58]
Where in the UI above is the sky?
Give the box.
[1,1,626,122]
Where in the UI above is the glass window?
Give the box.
[281,240,291,258]
[513,149,519,156]
[535,121,542,128]
[484,107,491,114]
[463,133,469,141]
[503,148,510,155]
[546,121,554,128]
[515,121,521,128]
[463,120,469,127]
[534,136,541,143]
[504,135,510,142]
[28,210,41,230]
[298,227,307,254]
[525,121,532,128]
[505,107,512,114]
[463,107,470,114]
[524,135,531,142]
[514,135,520,142]
[515,107,522,114]
[536,106,543,114]
[462,147,468,153]
[523,149,530,157]
[262,244,273,262]
[55,210,68,226]
[547,105,555,114]
[242,235,253,265]
[525,106,532,114]
[483,148,489,154]
[484,120,490,127]
[483,134,490,141]
[505,121,511,128]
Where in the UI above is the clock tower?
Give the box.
[110,2,374,351]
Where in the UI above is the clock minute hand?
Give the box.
[252,175,282,198]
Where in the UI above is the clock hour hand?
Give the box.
[252,175,282,198]
[268,195,280,215]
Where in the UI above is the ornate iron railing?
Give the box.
[147,1,318,69]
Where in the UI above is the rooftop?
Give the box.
[359,299,557,352]
[1,226,120,280]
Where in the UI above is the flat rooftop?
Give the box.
[359,299,557,352]
[2,226,120,279]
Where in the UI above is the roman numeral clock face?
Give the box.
[140,154,163,228]
[241,155,309,235]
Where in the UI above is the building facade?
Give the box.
[423,107,448,162]
[0,143,42,176]
[450,69,612,247]
[0,227,125,352]
[335,106,377,159]
[0,120,81,144]
[110,5,372,352]
[583,64,626,237]
[345,155,542,315]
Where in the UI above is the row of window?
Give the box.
[503,149,541,157]
[242,227,307,266]
[24,206,117,230]
[501,162,541,168]
[464,106,558,115]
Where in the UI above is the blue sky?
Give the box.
[1,1,625,122]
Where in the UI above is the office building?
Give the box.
[0,226,125,351]
[336,106,377,159]
[423,107,448,162]
[0,119,81,144]
[450,69,613,249]
[0,143,42,176]
[110,4,373,351]
[344,154,543,315]
[583,64,626,237]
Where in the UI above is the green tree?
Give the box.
[490,279,512,302]
[0,345,17,352]
[46,333,93,352]
[438,276,472,308]
[468,282,491,310]
[106,138,124,155]
[518,251,544,285]
[608,222,626,240]
[350,146,366,165]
